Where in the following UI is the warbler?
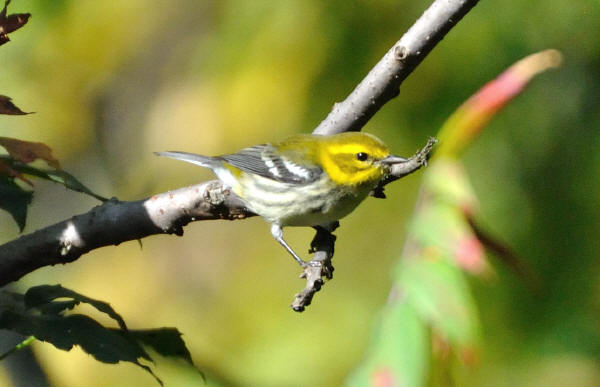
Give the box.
[156,132,407,266]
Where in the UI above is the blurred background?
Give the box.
[1,0,600,386]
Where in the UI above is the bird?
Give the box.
[155,131,407,267]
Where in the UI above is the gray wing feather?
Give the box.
[221,144,322,184]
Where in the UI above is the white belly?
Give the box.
[235,174,372,227]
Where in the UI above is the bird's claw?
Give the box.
[302,260,323,268]
[300,259,334,279]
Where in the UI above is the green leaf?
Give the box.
[0,311,163,385]
[398,258,480,347]
[36,300,79,316]
[347,300,429,387]
[126,328,204,381]
[18,164,107,202]
[0,291,25,312]
[0,285,199,386]
[0,156,107,202]
[127,328,194,365]
[0,174,33,231]
[25,285,127,330]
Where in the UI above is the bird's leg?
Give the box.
[270,224,307,267]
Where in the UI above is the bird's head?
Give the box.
[317,132,406,186]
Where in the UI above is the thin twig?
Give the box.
[291,139,435,311]
[313,0,480,135]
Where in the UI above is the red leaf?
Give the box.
[372,368,396,387]
[454,235,485,274]
[0,0,31,46]
[437,49,563,158]
[0,95,32,115]
[0,137,60,168]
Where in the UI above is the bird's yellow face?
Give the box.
[317,132,391,186]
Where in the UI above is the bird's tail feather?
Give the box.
[154,151,220,168]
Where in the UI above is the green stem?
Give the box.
[0,336,36,361]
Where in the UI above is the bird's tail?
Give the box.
[154,151,221,169]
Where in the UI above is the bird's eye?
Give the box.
[356,152,369,161]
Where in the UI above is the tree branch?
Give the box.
[313,0,480,135]
[0,182,254,286]
[292,138,435,310]
[1,0,479,309]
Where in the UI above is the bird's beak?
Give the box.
[379,155,408,166]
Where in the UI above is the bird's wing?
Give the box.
[221,144,322,184]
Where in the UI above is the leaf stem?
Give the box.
[0,335,36,361]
